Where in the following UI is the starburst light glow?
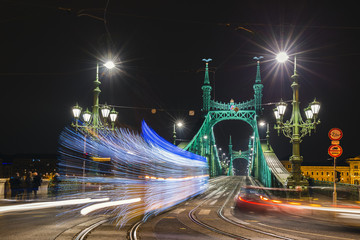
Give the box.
[276,52,289,63]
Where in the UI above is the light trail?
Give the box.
[80,198,142,216]
[0,198,109,214]
[58,120,209,227]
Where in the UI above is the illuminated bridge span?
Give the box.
[184,58,289,187]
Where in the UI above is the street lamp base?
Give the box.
[286,176,309,189]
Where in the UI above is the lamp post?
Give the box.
[273,53,321,188]
[173,121,184,145]
[72,61,118,133]
[71,60,118,188]
[259,121,271,151]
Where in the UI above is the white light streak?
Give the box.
[0,198,109,214]
[81,198,141,216]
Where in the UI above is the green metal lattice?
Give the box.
[184,58,273,187]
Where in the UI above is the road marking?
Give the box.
[172,208,186,214]
[209,200,217,205]
[245,220,259,223]
[198,209,211,215]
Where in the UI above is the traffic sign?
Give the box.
[328,128,343,141]
[328,145,343,158]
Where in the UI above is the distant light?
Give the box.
[259,121,266,127]
[176,121,183,127]
[276,52,289,63]
[104,61,115,69]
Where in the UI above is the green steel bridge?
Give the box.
[184,58,290,187]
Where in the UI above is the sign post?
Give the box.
[328,128,343,206]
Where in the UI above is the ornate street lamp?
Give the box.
[273,53,321,188]
[71,60,118,133]
[72,103,82,119]
[109,108,118,130]
[72,103,82,131]
[82,108,92,123]
[101,103,111,119]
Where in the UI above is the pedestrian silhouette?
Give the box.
[49,173,61,198]
[9,172,21,199]
[25,172,33,199]
[18,175,26,200]
[32,172,42,198]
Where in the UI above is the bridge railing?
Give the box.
[252,129,272,187]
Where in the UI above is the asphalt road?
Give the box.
[0,205,102,239]
[134,176,360,240]
[1,176,360,239]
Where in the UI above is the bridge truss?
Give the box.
[184,58,273,187]
[227,135,253,177]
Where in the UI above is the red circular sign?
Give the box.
[328,128,343,141]
[328,145,343,158]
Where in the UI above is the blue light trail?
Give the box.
[57,121,208,227]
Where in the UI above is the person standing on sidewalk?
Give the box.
[9,172,21,199]
[32,172,42,198]
[25,172,33,199]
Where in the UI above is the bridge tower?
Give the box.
[201,58,212,113]
[185,57,273,186]
[254,57,264,114]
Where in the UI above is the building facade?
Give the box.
[281,155,360,185]
[346,155,360,185]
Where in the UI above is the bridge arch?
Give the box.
[184,58,273,187]
[208,110,257,130]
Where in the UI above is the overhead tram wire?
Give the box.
[261,99,292,107]
[105,104,199,115]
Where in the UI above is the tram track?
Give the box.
[129,176,295,239]
[74,219,109,240]
[53,216,109,240]
[188,176,294,240]
[66,176,358,240]
[128,176,231,240]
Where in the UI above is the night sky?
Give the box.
[1,1,360,168]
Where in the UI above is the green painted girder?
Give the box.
[210,99,255,111]
[228,133,254,177]
[184,110,256,153]
[207,110,257,129]
[184,110,257,178]
[233,149,251,161]
[183,58,279,186]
